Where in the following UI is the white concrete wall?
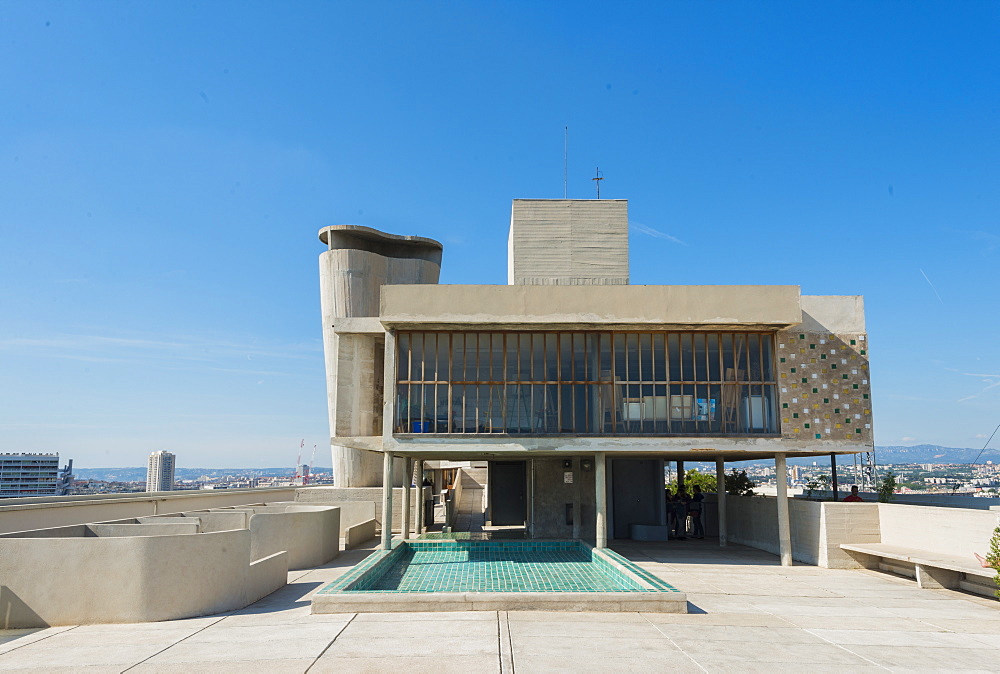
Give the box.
[0,529,282,628]
[877,502,998,560]
[0,487,299,535]
[345,519,377,549]
[726,496,877,567]
[726,497,994,570]
[294,487,422,533]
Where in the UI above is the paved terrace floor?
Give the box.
[1,539,998,673]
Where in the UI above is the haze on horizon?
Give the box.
[2,2,998,468]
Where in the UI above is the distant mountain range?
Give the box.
[69,444,1000,481]
[73,467,334,482]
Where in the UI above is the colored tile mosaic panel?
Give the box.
[775,330,872,443]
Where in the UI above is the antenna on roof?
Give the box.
[563,126,568,199]
[592,166,604,199]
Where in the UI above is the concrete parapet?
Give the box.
[345,518,377,549]
[0,529,262,628]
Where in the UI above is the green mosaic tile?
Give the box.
[815,433,822,439]
[812,388,818,393]
[316,541,679,596]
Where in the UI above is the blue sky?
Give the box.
[2,2,998,468]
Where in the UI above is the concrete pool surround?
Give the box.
[312,539,687,613]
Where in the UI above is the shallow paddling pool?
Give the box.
[312,540,686,613]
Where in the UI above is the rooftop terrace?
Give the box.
[1,538,997,672]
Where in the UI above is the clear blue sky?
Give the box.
[2,2,998,468]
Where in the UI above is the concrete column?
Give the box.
[400,457,412,540]
[676,460,685,492]
[595,452,607,548]
[415,460,425,536]
[716,457,727,547]
[775,453,792,566]
[381,450,394,550]
[830,453,839,501]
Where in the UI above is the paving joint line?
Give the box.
[801,627,891,670]
[304,612,357,672]
[498,610,514,674]
[0,624,79,658]
[639,611,709,673]
[120,614,229,672]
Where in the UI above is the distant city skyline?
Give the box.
[2,2,999,466]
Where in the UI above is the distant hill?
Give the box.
[73,467,334,482]
[874,444,1000,464]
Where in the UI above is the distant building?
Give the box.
[146,451,176,492]
[0,453,73,498]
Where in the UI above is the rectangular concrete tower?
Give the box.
[507,199,629,285]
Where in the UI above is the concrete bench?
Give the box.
[840,542,996,594]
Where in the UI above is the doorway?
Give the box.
[489,461,527,526]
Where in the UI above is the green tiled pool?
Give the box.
[312,540,687,613]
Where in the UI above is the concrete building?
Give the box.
[0,453,73,499]
[318,199,874,561]
[146,450,176,492]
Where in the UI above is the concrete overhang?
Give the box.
[379,284,802,330]
[334,435,866,462]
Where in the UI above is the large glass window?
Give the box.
[395,331,778,436]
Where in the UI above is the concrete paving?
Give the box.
[0,538,998,672]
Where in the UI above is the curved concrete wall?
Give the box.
[0,529,284,628]
[318,225,443,487]
[219,503,340,570]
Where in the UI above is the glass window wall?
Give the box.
[395,331,778,436]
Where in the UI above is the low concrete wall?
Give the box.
[294,487,421,533]
[345,519,377,549]
[726,496,880,567]
[247,551,289,604]
[0,487,304,535]
[877,502,998,559]
[215,504,340,570]
[726,496,993,570]
[0,529,276,628]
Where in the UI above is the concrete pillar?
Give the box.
[775,453,792,566]
[676,460,685,492]
[400,457,412,540]
[716,457,727,547]
[415,460,425,536]
[381,450,394,550]
[595,452,607,548]
[830,453,839,501]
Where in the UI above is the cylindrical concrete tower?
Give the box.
[318,225,443,487]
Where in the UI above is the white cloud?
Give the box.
[901,436,917,442]
[631,223,686,245]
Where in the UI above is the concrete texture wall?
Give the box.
[318,225,442,488]
[0,487,299,535]
[345,519,377,549]
[508,199,629,286]
[877,502,998,559]
[237,504,339,570]
[776,296,872,446]
[381,284,802,330]
[0,529,280,628]
[529,458,595,540]
[726,495,826,565]
[292,486,423,533]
